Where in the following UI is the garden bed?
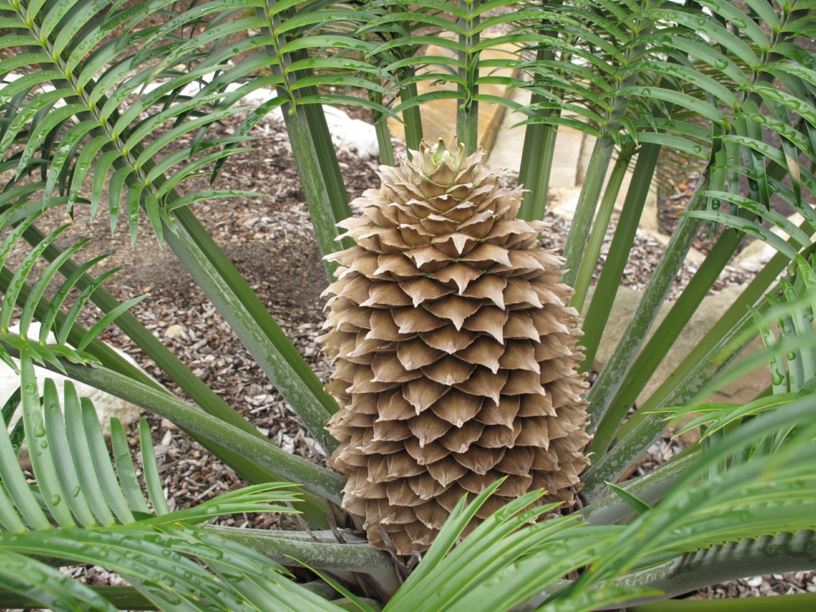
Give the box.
[19,113,813,598]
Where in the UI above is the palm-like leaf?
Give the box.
[581,245,816,497]
[364,0,532,153]
[661,254,816,454]
[580,0,816,485]
[0,0,254,240]
[0,353,339,610]
[1,0,815,607]
[0,0,346,455]
[0,207,144,373]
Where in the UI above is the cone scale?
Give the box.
[319,141,590,555]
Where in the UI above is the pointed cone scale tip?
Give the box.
[319,139,590,555]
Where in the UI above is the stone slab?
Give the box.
[592,285,769,407]
[388,44,518,150]
[487,87,587,189]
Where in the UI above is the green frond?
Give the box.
[575,0,816,478]
[584,234,816,496]
[0,207,143,370]
[1,1,815,606]
[682,256,816,408]
[0,357,329,610]
[0,0,347,457]
[0,0,257,241]
[549,402,816,609]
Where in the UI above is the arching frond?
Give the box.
[583,236,816,497]
[580,1,816,476]
[364,0,528,153]
[0,355,333,610]
[658,254,816,457]
[0,0,347,456]
[0,204,144,372]
[0,0,255,242]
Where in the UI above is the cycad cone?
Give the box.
[319,140,590,555]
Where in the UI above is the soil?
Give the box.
[658,169,751,256]
[9,113,813,598]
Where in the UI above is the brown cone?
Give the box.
[319,140,590,555]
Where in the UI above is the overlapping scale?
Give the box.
[319,140,590,555]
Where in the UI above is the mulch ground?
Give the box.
[12,113,813,599]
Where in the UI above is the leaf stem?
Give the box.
[5,351,345,504]
[572,144,635,311]
[456,0,480,154]
[208,525,400,595]
[580,142,660,368]
[562,135,616,286]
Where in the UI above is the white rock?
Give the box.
[321,105,379,159]
[548,187,581,219]
[163,323,185,339]
[1,323,143,435]
[733,238,777,273]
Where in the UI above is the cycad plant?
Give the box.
[321,141,590,553]
[1,0,816,609]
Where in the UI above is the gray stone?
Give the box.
[591,284,769,406]
[732,235,776,273]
